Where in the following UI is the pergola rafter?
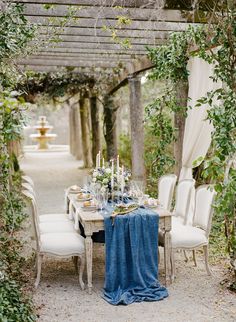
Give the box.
[9,0,199,80]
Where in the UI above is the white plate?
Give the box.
[81,206,97,211]
[76,197,91,202]
[70,190,81,194]
[145,204,158,209]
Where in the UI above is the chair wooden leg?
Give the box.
[79,255,85,290]
[73,256,78,274]
[203,245,211,275]
[35,253,43,288]
[183,250,189,262]
[192,250,197,267]
[170,249,175,281]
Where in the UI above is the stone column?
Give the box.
[90,96,101,166]
[69,106,76,156]
[79,98,93,168]
[74,103,83,160]
[128,75,146,182]
[103,94,118,161]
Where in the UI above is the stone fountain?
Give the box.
[30,116,57,150]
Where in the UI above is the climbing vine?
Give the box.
[191,6,236,285]
[0,91,36,321]
[0,2,37,320]
[145,29,191,186]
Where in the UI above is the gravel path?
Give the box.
[20,149,236,322]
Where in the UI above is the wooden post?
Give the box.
[103,94,117,161]
[174,80,188,178]
[69,107,75,156]
[79,97,93,168]
[90,96,100,166]
[128,75,146,182]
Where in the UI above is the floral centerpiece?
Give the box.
[92,152,131,193]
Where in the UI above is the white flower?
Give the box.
[103,178,108,184]
[101,186,106,193]
[92,178,97,182]
[105,168,111,174]
[93,171,98,177]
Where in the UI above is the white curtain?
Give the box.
[179,56,222,181]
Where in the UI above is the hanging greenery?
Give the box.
[0,2,37,320]
[191,6,236,285]
[0,91,36,321]
[0,2,36,87]
[146,2,236,285]
[145,29,191,186]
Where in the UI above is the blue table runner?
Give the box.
[102,207,168,305]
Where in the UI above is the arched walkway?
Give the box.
[19,150,236,322]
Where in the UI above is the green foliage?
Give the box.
[0,3,36,87]
[147,31,190,84]
[0,277,36,322]
[191,7,236,279]
[145,95,175,192]
[0,3,35,62]
[0,91,36,319]
[17,71,96,102]
[145,30,193,190]
[118,134,132,169]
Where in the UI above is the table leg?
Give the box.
[85,233,93,294]
[164,230,172,285]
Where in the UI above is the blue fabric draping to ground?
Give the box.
[103,208,168,305]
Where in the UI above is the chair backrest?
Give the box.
[22,175,34,187]
[193,185,216,236]
[22,182,36,196]
[158,174,177,211]
[174,179,195,223]
[22,190,40,249]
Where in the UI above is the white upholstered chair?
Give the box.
[158,174,177,211]
[170,185,216,278]
[22,190,85,289]
[22,182,72,224]
[172,179,195,226]
[22,175,34,187]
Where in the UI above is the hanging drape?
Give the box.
[179,55,222,181]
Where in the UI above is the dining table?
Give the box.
[67,192,173,294]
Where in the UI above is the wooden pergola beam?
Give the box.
[39,26,171,39]
[32,40,165,50]
[21,3,188,22]
[37,48,147,55]
[18,58,119,68]
[30,52,137,59]
[26,16,195,31]
[38,34,168,46]
[18,65,115,73]
[11,0,163,8]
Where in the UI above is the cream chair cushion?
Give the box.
[40,233,85,255]
[171,224,208,249]
[39,221,75,234]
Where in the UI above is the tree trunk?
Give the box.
[79,98,93,168]
[128,75,146,182]
[90,96,100,166]
[103,94,117,161]
[174,80,188,178]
